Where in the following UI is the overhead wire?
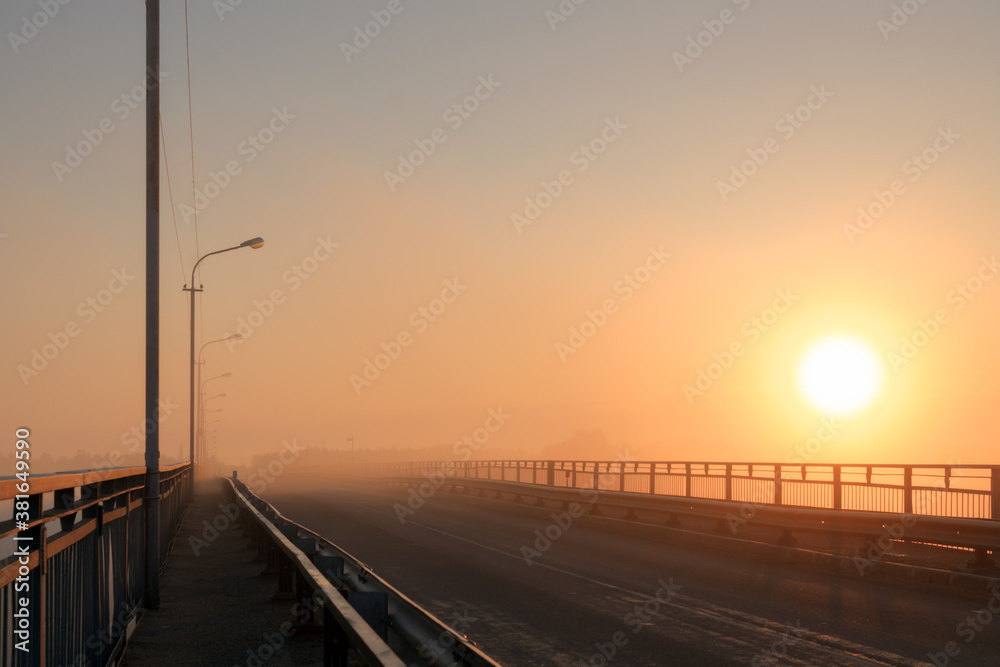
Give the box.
[159,115,187,282]
[183,0,206,348]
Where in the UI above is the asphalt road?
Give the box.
[261,477,1000,666]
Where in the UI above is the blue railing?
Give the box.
[0,463,191,667]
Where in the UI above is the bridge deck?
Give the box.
[121,478,322,667]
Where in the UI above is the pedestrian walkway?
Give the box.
[121,478,322,666]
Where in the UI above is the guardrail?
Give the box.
[382,474,999,560]
[0,463,192,667]
[373,461,1000,519]
[228,475,502,666]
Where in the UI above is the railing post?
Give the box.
[24,495,46,667]
[323,606,350,667]
[833,465,842,510]
[992,467,1000,520]
[547,460,555,487]
[685,463,691,498]
[572,462,577,489]
[593,463,600,492]
[649,462,656,495]
[774,465,782,506]
[725,464,732,501]
[619,462,626,492]
[903,467,913,514]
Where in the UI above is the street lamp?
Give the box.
[199,394,226,466]
[198,371,231,470]
[184,238,264,482]
[197,339,237,445]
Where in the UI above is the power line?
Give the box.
[159,115,187,282]
[184,0,201,270]
[184,0,204,349]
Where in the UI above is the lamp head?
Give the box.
[241,237,265,249]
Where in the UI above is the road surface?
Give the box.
[262,476,999,666]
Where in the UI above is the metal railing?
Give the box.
[229,476,502,666]
[372,461,1000,520]
[0,463,192,667]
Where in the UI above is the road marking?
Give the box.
[338,491,924,666]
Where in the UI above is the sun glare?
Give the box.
[798,336,883,416]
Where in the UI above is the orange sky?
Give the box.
[2,2,999,469]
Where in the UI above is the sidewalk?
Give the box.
[121,478,322,667]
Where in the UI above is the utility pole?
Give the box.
[144,0,161,610]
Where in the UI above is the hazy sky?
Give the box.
[3,1,999,467]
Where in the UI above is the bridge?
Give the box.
[2,461,999,666]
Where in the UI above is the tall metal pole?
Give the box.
[189,284,198,485]
[144,0,162,610]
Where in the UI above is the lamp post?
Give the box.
[198,372,230,459]
[184,238,263,486]
[198,372,229,468]
[144,0,161,610]
[199,394,226,467]
[196,337,238,469]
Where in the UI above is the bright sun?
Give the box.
[798,336,883,415]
